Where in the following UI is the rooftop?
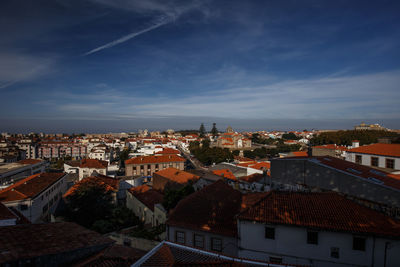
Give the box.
[64,175,119,198]
[80,159,108,169]
[347,143,400,157]
[155,148,180,155]
[128,185,164,211]
[0,222,113,264]
[155,168,199,184]
[238,191,400,237]
[0,172,66,202]
[212,169,237,181]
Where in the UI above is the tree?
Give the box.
[163,184,195,211]
[199,123,206,137]
[211,123,218,137]
[65,182,114,228]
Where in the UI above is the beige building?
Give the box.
[216,126,251,150]
[125,155,185,177]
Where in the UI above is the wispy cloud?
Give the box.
[84,16,171,56]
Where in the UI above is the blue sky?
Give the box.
[1,0,400,133]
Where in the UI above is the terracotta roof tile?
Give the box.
[128,185,164,211]
[155,148,180,155]
[64,175,119,198]
[154,168,200,184]
[80,159,108,169]
[0,222,113,264]
[125,155,185,165]
[0,173,65,202]
[167,180,242,237]
[290,151,309,157]
[212,169,237,181]
[347,143,400,157]
[238,191,400,237]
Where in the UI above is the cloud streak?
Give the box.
[84,17,171,56]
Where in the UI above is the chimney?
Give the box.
[352,140,359,148]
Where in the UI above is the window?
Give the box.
[353,236,366,251]
[175,231,185,244]
[386,158,394,169]
[371,157,379,167]
[355,155,362,164]
[307,231,318,245]
[194,234,204,248]
[331,247,340,258]
[265,226,275,239]
[211,237,222,251]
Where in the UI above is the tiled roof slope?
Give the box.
[0,222,113,264]
[80,159,108,169]
[16,159,43,165]
[347,143,400,157]
[312,156,400,190]
[238,191,400,237]
[155,148,180,155]
[0,173,65,202]
[155,168,199,184]
[64,175,119,198]
[128,185,164,211]
[125,155,185,165]
[167,180,265,237]
[212,169,237,181]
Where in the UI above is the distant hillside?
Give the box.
[311,130,400,146]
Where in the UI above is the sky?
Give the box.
[1,0,400,133]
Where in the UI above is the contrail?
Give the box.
[84,18,170,56]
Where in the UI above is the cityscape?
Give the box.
[1,1,400,267]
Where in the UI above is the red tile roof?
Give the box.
[125,155,185,165]
[154,168,200,184]
[248,161,270,170]
[0,222,113,264]
[16,159,43,165]
[79,159,108,169]
[64,175,120,198]
[347,143,400,157]
[128,185,164,211]
[0,173,65,202]
[212,169,237,181]
[155,148,180,155]
[238,191,400,237]
[290,151,309,157]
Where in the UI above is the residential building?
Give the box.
[166,180,266,257]
[78,159,108,180]
[346,143,400,171]
[38,141,87,159]
[126,184,165,226]
[16,139,38,159]
[237,191,400,267]
[271,156,400,209]
[125,155,185,177]
[354,122,387,131]
[312,144,348,159]
[152,167,199,191]
[88,144,113,162]
[0,172,68,223]
[0,159,47,188]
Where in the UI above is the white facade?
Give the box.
[78,167,106,180]
[346,152,400,171]
[238,221,400,267]
[3,174,68,223]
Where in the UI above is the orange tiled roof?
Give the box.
[128,185,163,211]
[248,162,270,170]
[80,159,108,169]
[154,168,199,184]
[125,155,185,165]
[347,143,400,157]
[291,151,309,157]
[64,175,119,198]
[0,173,65,202]
[238,191,400,237]
[212,169,237,181]
[155,148,180,155]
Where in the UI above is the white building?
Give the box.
[88,144,113,162]
[346,143,400,171]
[237,191,400,267]
[0,172,68,223]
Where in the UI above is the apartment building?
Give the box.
[125,155,185,177]
[38,141,87,159]
[0,159,47,187]
[0,172,68,223]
